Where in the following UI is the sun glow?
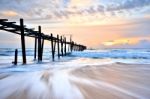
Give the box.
[103,39,132,46]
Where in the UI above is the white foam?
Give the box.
[51,70,84,99]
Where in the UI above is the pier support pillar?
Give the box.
[13,49,18,65]
[20,18,26,64]
[61,36,63,56]
[38,26,42,62]
[57,35,60,59]
[64,37,67,56]
[51,34,55,61]
[34,37,37,60]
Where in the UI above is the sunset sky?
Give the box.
[0,0,150,49]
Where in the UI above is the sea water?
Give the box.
[0,48,150,72]
[0,48,150,64]
[0,48,150,99]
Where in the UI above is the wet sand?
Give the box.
[71,63,150,99]
[0,63,150,99]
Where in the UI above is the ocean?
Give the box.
[0,48,150,72]
[0,48,150,64]
[0,48,150,99]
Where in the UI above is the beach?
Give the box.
[0,0,150,98]
[0,62,150,99]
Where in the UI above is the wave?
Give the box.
[72,49,150,59]
[1,48,150,60]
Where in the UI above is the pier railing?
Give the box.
[0,19,86,64]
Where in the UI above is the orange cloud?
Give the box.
[103,39,133,46]
[102,37,150,48]
[68,0,93,7]
[1,11,18,17]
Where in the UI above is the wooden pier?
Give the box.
[0,19,86,64]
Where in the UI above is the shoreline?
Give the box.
[0,63,150,99]
[71,63,150,99]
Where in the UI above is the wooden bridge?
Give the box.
[0,19,86,65]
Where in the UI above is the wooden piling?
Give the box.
[53,39,56,56]
[64,37,67,56]
[70,36,72,52]
[57,35,60,59]
[20,18,26,64]
[71,41,74,52]
[60,36,64,56]
[41,38,44,60]
[38,26,42,62]
[13,49,18,65]
[34,37,37,60]
[51,34,54,61]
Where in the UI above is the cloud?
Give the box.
[103,39,130,46]
[121,18,150,38]
[0,10,18,17]
[107,0,150,11]
[128,39,150,48]
[102,39,150,49]
[68,0,93,8]
[0,0,149,23]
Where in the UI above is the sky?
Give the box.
[0,0,150,49]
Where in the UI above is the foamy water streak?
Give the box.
[0,49,150,99]
[1,62,150,99]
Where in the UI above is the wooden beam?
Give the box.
[0,19,8,21]
[7,22,16,24]
[0,22,21,29]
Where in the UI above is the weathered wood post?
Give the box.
[13,49,18,65]
[38,26,42,62]
[34,37,37,60]
[41,38,44,60]
[57,35,60,59]
[70,36,72,53]
[51,34,55,61]
[53,39,56,57]
[68,44,70,53]
[73,42,75,51]
[64,37,67,56]
[60,36,64,56]
[71,41,73,52]
[20,18,26,64]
